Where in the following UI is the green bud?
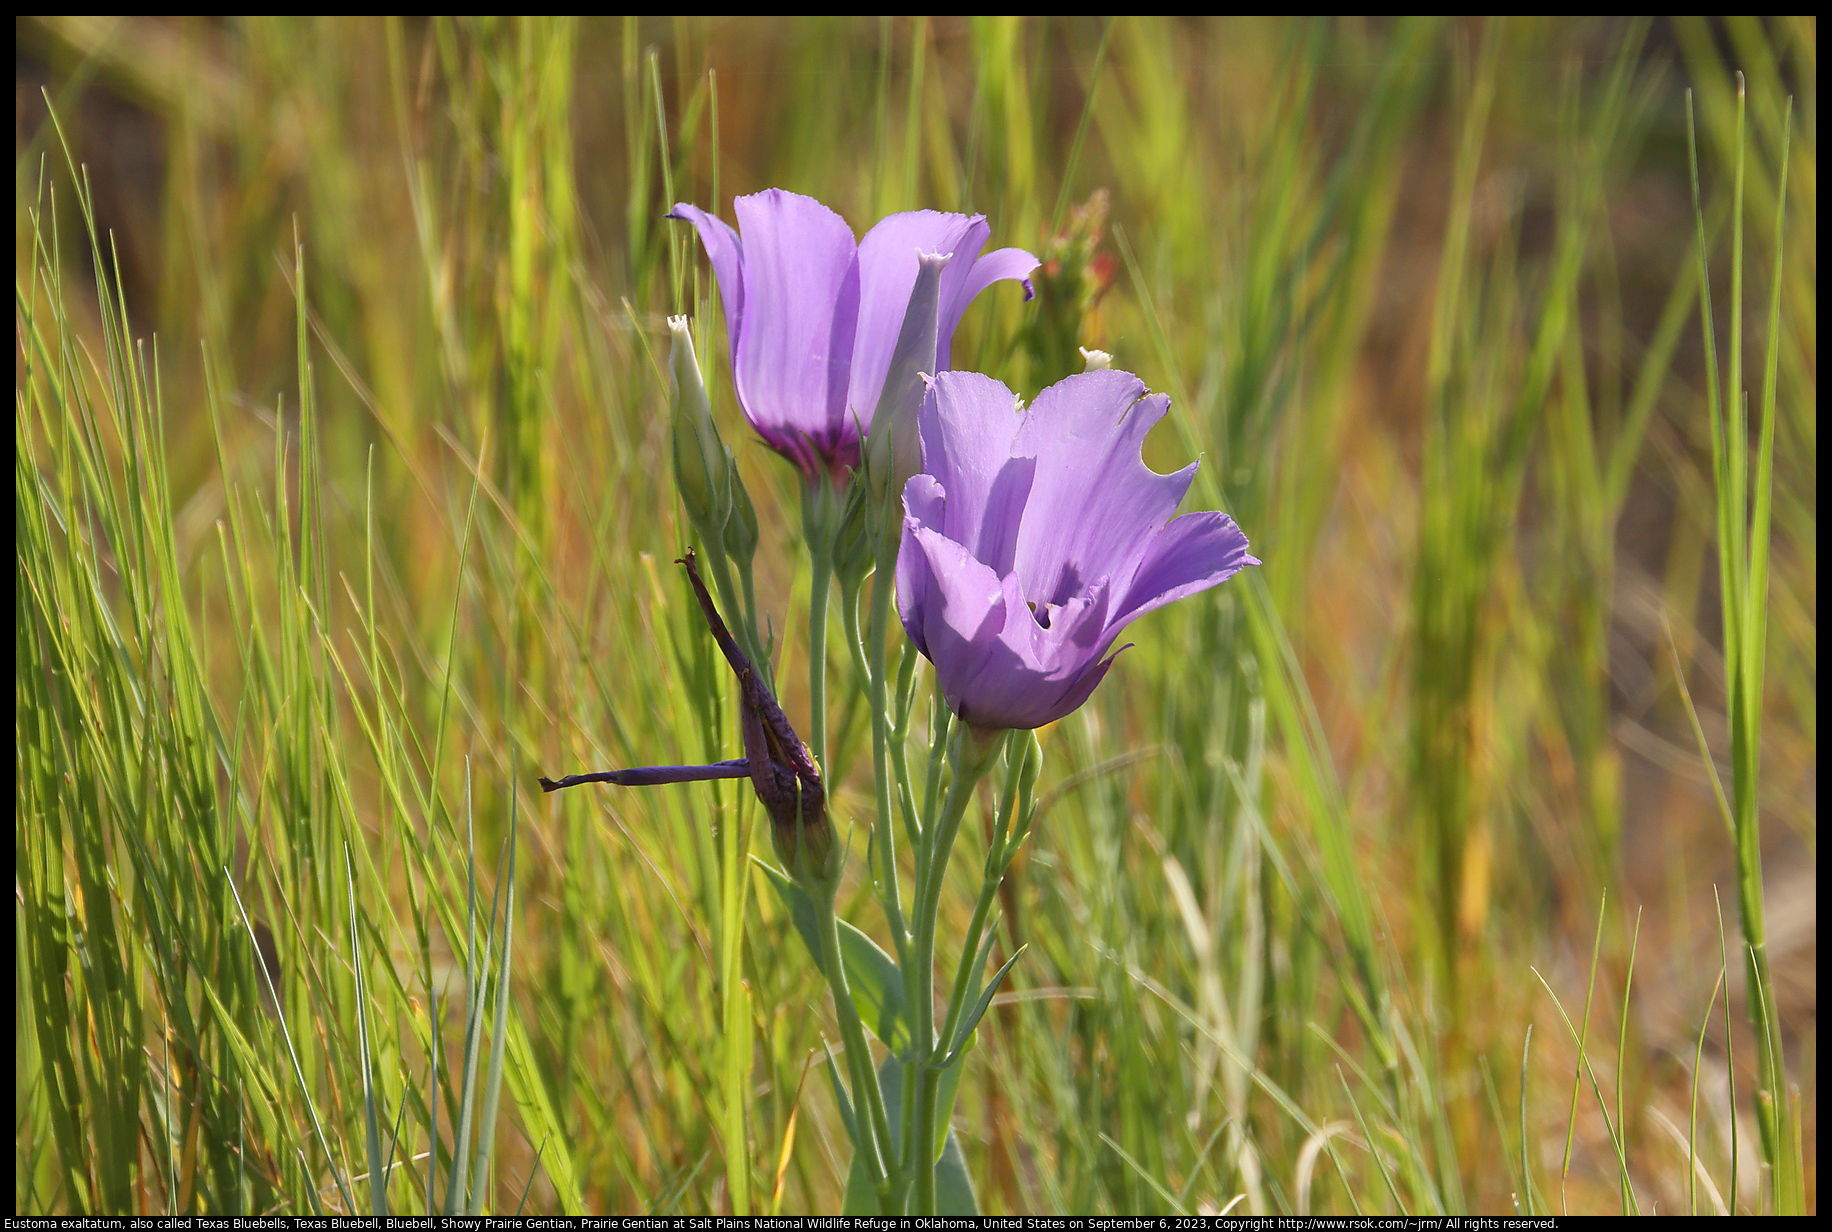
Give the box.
[669,314,761,572]
[669,315,736,550]
[829,472,880,594]
[722,456,760,566]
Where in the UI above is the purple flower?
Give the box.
[897,370,1258,731]
[668,190,1038,485]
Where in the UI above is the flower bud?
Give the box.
[669,315,757,571]
[1020,188,1116,385]
[669,316,723,523]
[828,472,880,594]
[540,547,839,891]
[722,457,760,565]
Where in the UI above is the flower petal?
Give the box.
[728,190,861,474]
[899,520,1008,706]
[966,575,1120,730]
[1033,644,1124,728]
[896,474,948,657]
[863,252,949,497]
[852,211,988,432]
[1011,371,1195,610]
[918,372,1035,574]
[666,203,745,352]
[937,243,1041,369]
[951,571,1066,728]
[1039,575,1114,655]
[1110,510,1258,633]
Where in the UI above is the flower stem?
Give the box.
[888,637,925,849]
[937,733,1027,1060]
[820,495,906,1208]
[717,786,751,1215]
[863,518,909,965]
[807,535,832,775]
[801,476,844,773]
[812,878,897,1207]
[906,722,1003,1214]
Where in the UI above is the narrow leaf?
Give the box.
[951,945,1026,1059]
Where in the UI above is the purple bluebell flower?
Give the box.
[897,370,1258,732]
[668,190,1038,486]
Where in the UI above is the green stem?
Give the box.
[807,534,832,775]
[897,694,950,1210]
[864,522,909,965]
[800,475,845,771]
[937,733,1025,1059]
[736,552,761,672]
[678,545,759,1214]
[813,881,897,1207]
[839,574,872,689]
[905,723,1002,1214]
[718,789,750,1214]
[817,495,906,1208]
[888,637,925,849]
[860,509,918,1213]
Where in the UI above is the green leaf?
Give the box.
[841,1053,978,1216]
[756,857,908,1050]
[951,944,1025,1059]
[822,1040,858,1142]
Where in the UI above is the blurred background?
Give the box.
[16,16,1814,1216]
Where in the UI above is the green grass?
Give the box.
[15,16,1815,1215]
